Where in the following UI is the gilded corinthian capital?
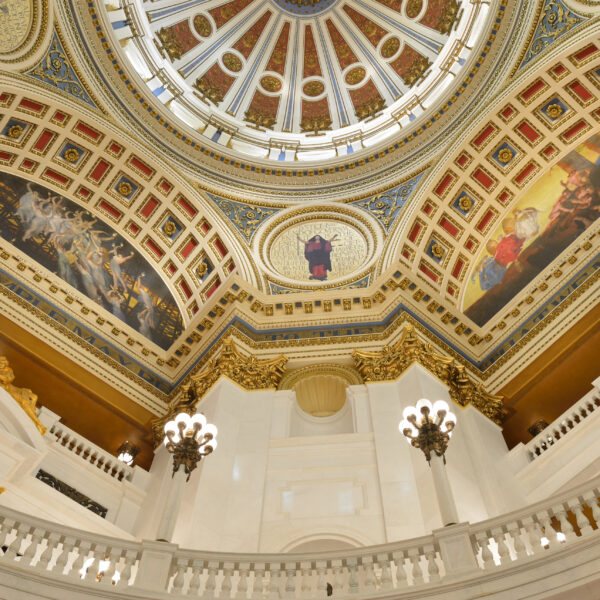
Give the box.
[0,356,47,435]
[352,325,504,425]
[152,338,287,445]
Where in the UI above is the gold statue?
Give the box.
[0,356,47,435]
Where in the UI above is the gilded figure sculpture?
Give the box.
[0,356,47,435]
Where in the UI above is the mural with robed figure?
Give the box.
[0,173,184,349]
[464,133,600,326]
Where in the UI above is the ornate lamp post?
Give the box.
[399,399,459,526]
[156,412,217,542]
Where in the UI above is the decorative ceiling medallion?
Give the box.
[405,0,424,20]
[0,0,32,54]
[193,15,212,38]
[303,80,325,97]
[381,37,400,59]
[257,206,381,289]
[261,75,282,92]
[222,52,243,72]
[345,67,365,85]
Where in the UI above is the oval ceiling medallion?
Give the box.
[303,80,325,97]
[381,37,400,59]
[345,67,365,85]
[270,220,368,282]
[0,0,32,54]
[405,0,424,19]
[261,75,282,93]
[222,52,243,72]
[193,15,212,38]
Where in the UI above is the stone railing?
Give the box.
[47,420,133,482]
[0,475,599,598]
[525,377,600,459]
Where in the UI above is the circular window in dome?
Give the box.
[270,221,367,283]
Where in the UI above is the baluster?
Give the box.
[88,544,107,582]
[237,563,250,599]
[119,549,139,587]
[345,557,359,594]
[204,561,219,600]
[522,518,543,555]
[21,527,44,566]
[268,563,280,599]
[553,506,575,542]
[284,562,296,598]
[172,557,188,594]
[361,556,376,592]
[3,523,30,561]
[188,559,203,596]
[300,562,311,598]
[36,531,60,571]
[568,498,593,536]
[391,550,407,587]
[221,562,234,598]
[424,547,440,583]
[252,563,266,600]
[538,512,557,548]
[0,516,16,551]
[315,561,327,598]
[505,522,527,560]
[583,491,600,528]
[100,548,119,586]
[474,532,494,568]
[407,549,423,585]
[70,540,92,580]
[331,560,342,595]
[377,553,393,591]
[491,528,510,565]
[55,536,76,575]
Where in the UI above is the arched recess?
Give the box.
[279,529,371,553]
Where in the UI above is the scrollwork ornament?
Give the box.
[352,325,504,424]
[152,339,287,445]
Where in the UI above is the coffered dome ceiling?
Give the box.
[128,0,477,154]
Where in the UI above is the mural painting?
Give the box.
[0,173,183,349]
[270,221,367,282]
[464,133,600,326]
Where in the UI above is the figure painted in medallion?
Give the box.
[297,233,338,280]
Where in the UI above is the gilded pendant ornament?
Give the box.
[0,356,47,435]
[152,339,287,445]
[352,325,504,424]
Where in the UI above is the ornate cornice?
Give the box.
[152,338,287,444]
[0,356,47,435]
[352,325,504,425]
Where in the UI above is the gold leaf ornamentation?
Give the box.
[7,125,23,138]
[381,37,400,59]
[303,81,325,97]
[261,76,282,93]
[193,15,212,38]
[117,181,133,196]
[459,195,473,211]
[546,103,564,119]
[64,148,80,163]
[152,338,287,445]
[345,67,366,85]
[0,356,46,435]
[497,148,514,164]
[223,53,242,72]
[352,325,504,424]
